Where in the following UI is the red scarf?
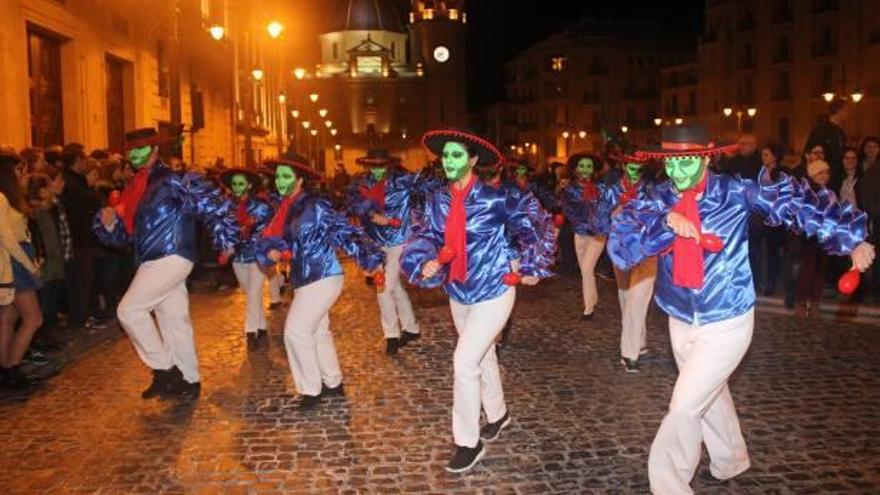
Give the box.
[115,166,151,235]
[262,190,302,239]
[444,175,476,283]
[359,180,386,212]
[580,179,599,202]
[516,177,529,191]
[236,196,254,237]
[671,173,708,289]
[620,177,639,206]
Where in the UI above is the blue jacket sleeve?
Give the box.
[316,199,385,271]
[505,192,556,278]
[250,199,273,237]
[346,179,379,219]
[174,173,239,252]
[608,194,675,271]
[254,236,288,267]
[400,194,446,289]
[91,209,130,247]
[746,171,867,256]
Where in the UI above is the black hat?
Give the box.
[355,148,401,167]
[124,127,176,151]
[567,153,604,171]
[639,124,737,159]
[218,168,261,188]
[263,151,323,181]
[421,129,503,169]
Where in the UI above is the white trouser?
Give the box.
[283,275,344,396]
[268,269,283,304]
[378,244,419,338]
[450,288,516,447]
[649,309,754,495]
[615,256,657,360]
[116,255,200,383]
[574,234,606,315]
[232,261,266,334]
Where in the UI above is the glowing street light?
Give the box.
[746,107,757,117]
[674,117,683,125]
[208,25,225,41]
[324,120,333,128]
[723,107,733,117]
[654,118,663,126]
[310,129,318,136]
[291,110,299,118]
[561,131,570,139]
[267,21,284,39]
[330,128,338,136]
[309,93,319,103]
[302,121,311,129]
[578,130,587,139]
[334,144,342,151]
[510,145,516,151]
[251,68,264,81]
[851,91,864,103]
[318,108,328,118]
[620,126,628,134]
[293,68,306,80]
[278,94,286,104]
[822,92,835,102]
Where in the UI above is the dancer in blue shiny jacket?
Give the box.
[607,125,876,494]
[256,152,384,409]
[400,129,555,473]
[93,127,238,400]
[346,148,440,354]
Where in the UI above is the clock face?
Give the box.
[433,45,450,63]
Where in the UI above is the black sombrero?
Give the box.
[567,153,604,171]
[355,148,401,167]
[263,151,323,181]
[421,129,504,169]
[124,127,177,151]
[638,124,738,159]
[218,168,261,188]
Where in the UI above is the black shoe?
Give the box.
[365,276,374,286]
[445,442,486,473]
[298,393,322,409]
[85,317,108,329]
[173,381,201,400]
[399,331,420,347]
[141,367,178,399]
[620,358,640,373]
[322,383,345,397]
[246,333,259,349]
[1,366,35,389]
[22,349,51,367]
[697,469,729,484]
[385,338,400,355]
[267,302,282,311]
[581,312,594,321]
[480,412,511,441]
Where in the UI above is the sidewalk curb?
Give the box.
[756,296,880,322]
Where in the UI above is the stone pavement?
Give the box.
[0,262,878,494]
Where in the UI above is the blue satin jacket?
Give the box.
[599,179,653,235]
[346,170,440,248]
[560,181,610,236]
[510,178,559,212]
[608,170,867,325]
[92,163,238,266]
[400,178,556,305]
[231,195,273,264]
[256,193,384,289]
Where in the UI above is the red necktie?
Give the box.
[580,180,599,202]
[443,175,476,283]
[359,180,386,212]
[670,173,708,289]
[115,166,151,235]
[262,190,302,239]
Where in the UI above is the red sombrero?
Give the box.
[263,151,323,181]
[218,168,262,188]
[355,148,401,167]
[421,129,504,169]
[638,124,738,159]
[621,147,649,165]
[123,127,177,151]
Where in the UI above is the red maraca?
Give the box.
[387,218,403,228]
[553,213,566,228]
[107,190,122,208]
[280,250,293,262]
[217,251,231,266]
[838,269,861,295]
[699,233,724,253]
[437,246,456,264]
[373,271,386,292]
[502,272,523,286]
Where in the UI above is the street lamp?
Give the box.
[310,129,318,136]
[318,108,328,118]
[278,94,286,104]
[266,21,284,39]
[324,120,333,128]
[302,121,311,129]
[561,131,570,139]
[208,25,225,41]
[334,144,341,151]
[723,107,733,117]
[251,68,264,81]
[578,130,587,139]
[722,106,757,135]
[746,107,757,117]
[291,109,299,118]
[654,118,663,126]
[621,126,628,134]
[293,68,306,80]
[852,91,864,103]
[309,93,319,103]
[329,128,338,136]
[674,117,683,125]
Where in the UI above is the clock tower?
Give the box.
[409,1,467,128]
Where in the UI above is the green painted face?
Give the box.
[370,167,387,181]
[275,165,297,196]
[128,145,153,169]
[515,165,529,179]
[442,141,471,181]
[625,162,643,183]
[576,158,594,180]
[665,156,705,192]
[230,174,250,197]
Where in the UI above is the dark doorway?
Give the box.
[105,55,128,152]
[27,28,64,147]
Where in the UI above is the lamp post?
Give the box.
[722,106,757,136]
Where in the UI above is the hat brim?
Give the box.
[219,168,261,188]
[263,158,323,181]
[421,130,503,169]
[621,153,649,164]
[124,134,174,151]
[355,156,400,167]
[637,142,738,159]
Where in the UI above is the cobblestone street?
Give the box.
[1,262,878,494]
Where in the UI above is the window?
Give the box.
[737,75,754,104]
[774,35,791,63]
[813,25,835,56]
[157,41,170,97]
[739,43,754,69]
[550,56,567,72]
[774,70,791,100]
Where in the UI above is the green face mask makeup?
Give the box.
[515,165,529,179]
[576,158,594,180]
[625,163,643,184]
[665,156,705,192]
[230,174,250,197]
[275,166,297,196]
[442,141,471,181]
[128,145,153,170]
[370,167,387,181]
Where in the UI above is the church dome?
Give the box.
[323,0,406,34]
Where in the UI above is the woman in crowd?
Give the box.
[0,152,44,388]
[794,159,835,317]
[750,144,787,296]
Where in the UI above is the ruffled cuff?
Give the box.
[255,236,288,267]
[608,201,674,271]
[400,237,446,288]
[508,195,556,278]
[91,210,130,247]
